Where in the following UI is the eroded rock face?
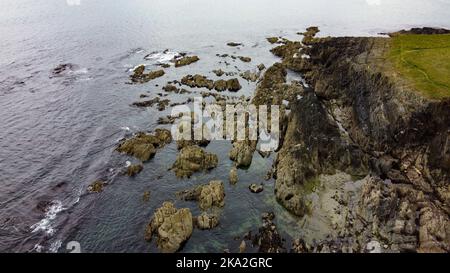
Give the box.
[130,65,165,83]
[144,202,193,253]
[273,28,450,252]
[177,180,225,210]
[116,129,172,162]
[171,146,218,178]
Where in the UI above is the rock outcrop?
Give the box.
[144,202,193,253]
[171,146,218,178]
[177,180,225,210]
[273,28,450,252]
[116,129,172,162]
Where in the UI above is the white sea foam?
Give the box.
[144,50,179,64]
[30,200,65,236]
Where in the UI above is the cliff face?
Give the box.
[273,30,450,252]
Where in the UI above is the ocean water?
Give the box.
[1,0,449,253]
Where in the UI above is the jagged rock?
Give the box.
[249,183,264,193]
[214,79,227,91]
[171,146,218,178]
[212,69,225,77]
[229,166,238,185]
[126,164,143,177]
[116,130,172,162]
[130,65,165,83]
[144,202,193,253]
[181,74,214,90]
[257,63,266,71]
[87,180,105,193]
[240,70,259,82]
[177,180,225,210]
[226,78,242,92]
[229,140,257,168]
[252,212,285,253]
[267,37,279,44]
[174,55,199,67]
[239,240,246,253]
[195,212,219,230]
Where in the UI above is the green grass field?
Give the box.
[388,34,450,100]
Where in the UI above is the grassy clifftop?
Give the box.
[388,34,450,100]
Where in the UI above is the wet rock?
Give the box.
[126,164,143,177]
[116,130,172,162]
[87,180,106,193]
[195,212,220,230]
[171,146,218,178]
[257,63,266,71]
[174,55,199,67]
[130,65,165,83]
[226,78,242,92]
[239,240,246,253]
[301,26,320,45]
[181,74,214,90]
[240,70,259,82]
[267,37,279,44]
[249,183,264,193]
[238,56,252,63]
[212,69,225,77]
[252,212,285,253]
[214,79,228,92]
[144,202,193,253]
[229,166,238,185]
[51,63,76,77]
[290,239,310,253]
[229,140,257,168]
[132,97,170,111]
[227,42,242,47]
[177,180,225,210]
[143,191,150,202]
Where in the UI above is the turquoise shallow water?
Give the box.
[1,0,449,252]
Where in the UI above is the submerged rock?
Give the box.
[132,97,170,111]
[177,180,225,210]
[126,164,143,177]
[130,65,165,83]
[116,129,172,162]
[227,42,242,47]
[171,145,218,178]
[229,166,238,185]
[174,55,200,67]
[142,191,150,202]
[144,202,193,253]
[87,180,105,193]
[249,183,264,193]
[267,37,279,44]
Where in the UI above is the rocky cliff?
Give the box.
[273,28,449,252]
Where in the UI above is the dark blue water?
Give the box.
[1,0,449,252]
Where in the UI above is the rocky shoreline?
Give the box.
[273,27,449,252]
[88,27,449,253]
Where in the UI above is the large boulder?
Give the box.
[171,146,218,178]
[144,202,193,253]
[177,180,225,210]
